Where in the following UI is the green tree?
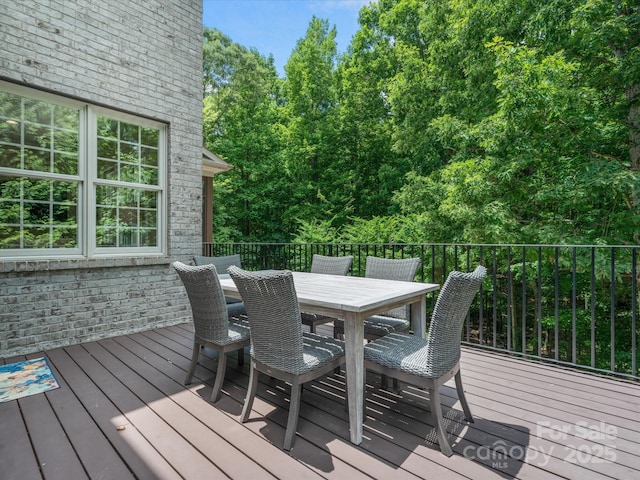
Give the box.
[203,27,286,241]
[335,5,406,218]
[388,0,640,245]
[281,17,347,226]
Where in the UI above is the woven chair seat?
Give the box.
[364,332,456,378]
[214,316,250,346]
[335,314,410,339]
[298,332,345,373]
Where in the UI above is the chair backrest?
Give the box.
[365,256,422,319]
[310,254,353,276]
[193,254,242,272]
[173,261,230,342]
[228,266,306,373]
[425,266,487,374]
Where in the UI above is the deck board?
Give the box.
[18,369,90,480]
[1,324,639,480]
[0,386,43,479]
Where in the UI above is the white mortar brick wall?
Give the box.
[0,0,204,357]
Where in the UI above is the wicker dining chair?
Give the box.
[363,265,487,456]
[173,261,251,402]
[300,254,353,333]
[228,266,346,451]
[193,254,244,307]
[333,256,422,341]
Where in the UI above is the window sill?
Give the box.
[0,255,173,273]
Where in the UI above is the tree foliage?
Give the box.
[203,0,640,245]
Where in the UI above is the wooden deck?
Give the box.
[1,323,639,480]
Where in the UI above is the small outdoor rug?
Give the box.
[0,357,60,403]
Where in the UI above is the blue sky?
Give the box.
[202,0,370,76]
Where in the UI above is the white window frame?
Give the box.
[0,81,167,258]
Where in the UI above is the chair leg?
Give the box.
[241,364,259,423]
[284,382,303,451]
[454,370,473,422]
[210,352,228,402]
[429,386,453,457]
[184,341,200,385]
[237,347,244,367]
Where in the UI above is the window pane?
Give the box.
[52,180,77,202]
[96,227,117,247]
[0,144,20,169]
[120,187,138,207]
[0,91,21,119]
[22,99,52,124]
[23,178,50,201]
[23,226,50,248]
[0,175,21,198]
[53,152,78,175]
[120,142,138,163]
[97,138,117,159]
[24,123,51,149]
[0,176,79,251]
[97,117,118,138]
[120,122,138,143]
[141,128,158,146]
[96,206,117,226]
[0,225,21,248]
[24,202,50,224]
[53,204,76,223]
[96,185,117,206]
[119,229,136,247]
[119,207,137,225]
[53,105,79,131]
[94,185,157,248]
[23,147,50,172]
[140,209,156,227]
[52,226,77,247]
[140,165,158,185]
[0,199,21,223]
[0,91,80,178]
[120,163,137,183]
[140,190,156,208]
[53,128,78,154]
[96,116,159,186]
[0,119,21,144]
[98,159,118,180]
[140,229,157,247]
[141,147,157,166]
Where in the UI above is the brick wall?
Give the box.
[0,0,203,357]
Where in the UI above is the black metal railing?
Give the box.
[203,242,639,380]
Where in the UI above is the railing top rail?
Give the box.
[207,242,640,249]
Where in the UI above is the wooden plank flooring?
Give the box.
[1,323,639,480]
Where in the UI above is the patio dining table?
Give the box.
[219,270,440,445]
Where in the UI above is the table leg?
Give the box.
[411,295,427,338]
[344,313,364,444]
